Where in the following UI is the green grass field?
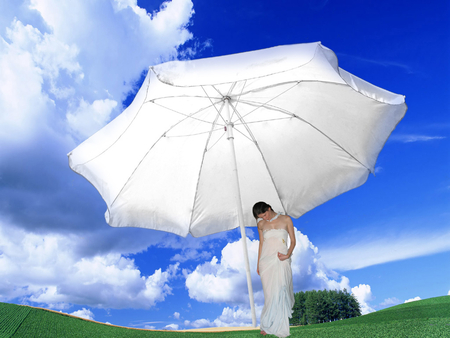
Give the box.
[1,296,449,337]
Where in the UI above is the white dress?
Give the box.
[259,229,294,337]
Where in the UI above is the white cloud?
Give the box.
[66,98,118,139]
[0,0,194,144]
[374,166,383,174]
[70,308,94,320]
[339,53,414,74]
[351,284,375,315]
[0,221,179,309]
[185,228,352,308]
[379,297,401,307]
[0,0,199,313]
[170,249,212,263]
[320,229,450,271]
[187,318,212,328]
[163,323,179,330]
[215,305,262,327]
[145,325,156,329]
[448,290,450,296]
[404,296,421,303]
[389,134,446,143]
[173,312,180,319]
[185,305,263,328]
[0,20,56,143]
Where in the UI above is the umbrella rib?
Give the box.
[166,127,224,138]
[74,73,154,167]
[152,94,222,101]
[224,82,239,120]
[237,81,301,120]
[202,85,228,125]
[188,96,225,230]
[295,116,372,173]
[234,81,374,172]
[150,100,225,127]
[209,85,224,98]
[231,80,248,118]
[202,89,229,151]
[110,96,226,209]
[231,125,256,143]
[228,103,289,215]
[234,117,291,125]
[241,99,373,172]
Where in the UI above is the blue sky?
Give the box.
[0,0,449,330]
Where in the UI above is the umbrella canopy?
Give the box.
[68,42,406,237]
[68,42,406,326]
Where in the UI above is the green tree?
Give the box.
[290,291,306,325]
[348,293,362,317]
[305,290,319,324]
[291,289,362,325]
[328,290,340,321]
[300,313,307,326]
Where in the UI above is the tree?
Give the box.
[348,293,362,317]
[291,289,362,325]
[305,290,319,324]
[290,291,306,325]
[301,313,307,326]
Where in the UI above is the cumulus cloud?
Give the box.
[185,228,352,307]
[0,20,59,143]
[448,290,450,296]
[185,305,263,328]
[163,323,179,330]
[0,0,199,272]
[0,221,179,309]
[70,308,95,320]
[0,0,196,236]
[173,312,180,319]
[66,98,118,139]
[351,284,375,315]
[404,296,421,303]
[0,0,195,144]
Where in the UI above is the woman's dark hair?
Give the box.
[252,201,272,219]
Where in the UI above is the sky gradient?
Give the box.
[0,0,449,330]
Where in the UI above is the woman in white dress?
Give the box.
[253,201,296,337]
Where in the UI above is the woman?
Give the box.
[253,201,296,337]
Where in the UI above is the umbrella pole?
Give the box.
[224,98,257,327]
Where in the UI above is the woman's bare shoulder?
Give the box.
[257,219,266,230]
[279,214,293,226]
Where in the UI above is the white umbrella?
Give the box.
[68,42,407,326]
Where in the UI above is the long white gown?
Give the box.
[259,229,294,337]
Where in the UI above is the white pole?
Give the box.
[224,98,257,327]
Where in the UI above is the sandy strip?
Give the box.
[26,304,262,333]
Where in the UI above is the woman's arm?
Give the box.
[257,222,264,275]
[278,216,296,261]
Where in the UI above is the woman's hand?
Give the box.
[277,252,289,261]
[257,266,260,275]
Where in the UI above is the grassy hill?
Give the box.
[1,296,449,337]
[291,295,450,337]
